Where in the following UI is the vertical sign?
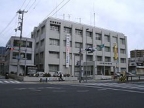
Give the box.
[66,34,70,67]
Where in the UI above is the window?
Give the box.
[96,33,101,40]
[64,27,71,34]
[40,52,44,58]
[87,55,93,61]
[105,46,110,52]
[75,29,82,36]
[75,42,82,48]
[49,39,59,46]
[97,56,102,61]
[36,42,39,48]
[120,38,125,44]
[104,35,110,42]
[105,57,111,62]
[41,25,45,34]
[63,40,72,47]
[97,45,102,51]
[26,41,32,48]
[27,54,32,60]
[37,30,40,37]
[113,36,117,43]
[12,52,19,59]
[121,68,126,72]
[49,51,59,58]
[121,58,126,63]
[13,40,19,47]
[86,31,92,37]
[50,24,60,32]
[41,39,44,46]
[120,49,126,54]
[49,65,59,72]
[86,44,92,48]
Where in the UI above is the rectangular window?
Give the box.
[40,52,44,58]
[120,38,125,44]
[37,30,40,37]
[50,24,60,32]
[113,36,117,43]
[105,57,111,62]
[41,39,44,46]
[12,52,19,59]
[75,42,82,48]
[49,65,59,72]
[97,45,102,51]
[97,56,102,61]
[96,33,101,40]
[86,31,92,37]
[41,25,45,34]
[49,39,59,46]
[86,44,92,48]
[105,46,110,52]
[75,29,82,36]
[27,54,32,60]
[104,35,110,42]
[63,53,72,59]
[49,51,59,58]
[120,49,126,54]
[121,58,126,63]
[87,55,93,61]
[64,27,71,34]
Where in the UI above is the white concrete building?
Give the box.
[5,36,35,75]
[31,17,128,77]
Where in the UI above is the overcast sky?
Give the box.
[0,0,144,56]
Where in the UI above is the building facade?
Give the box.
[31,17,128,77]
[0,47,6,74]
[5,36,35,75]
[130,50,144,58]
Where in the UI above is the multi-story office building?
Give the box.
[130,50,144,58]
[0,47,6,74]
[31,17,128,77]
[5,36,35,75]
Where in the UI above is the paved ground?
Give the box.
[0,80,144,108]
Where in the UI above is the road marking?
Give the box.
[4,81,10,83]
[15,88,27,90]
[0,81,3,83]
[9,81,15,83]
[14,81,20,83]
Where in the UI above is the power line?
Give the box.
[27,0,37,11]
[20,0,27,9]
[24,0,32,10]
[51,0,71,17]
[0,14,17,36]
[45,0,65,18]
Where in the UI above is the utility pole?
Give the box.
[16,10,27,76]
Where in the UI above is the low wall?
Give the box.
[23,76,78,82]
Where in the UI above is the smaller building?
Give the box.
[0,47,6,74]
[128,57,144,74]
[5,36,35,75]
[130,50,144,58]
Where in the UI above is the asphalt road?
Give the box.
[0,82,144,108]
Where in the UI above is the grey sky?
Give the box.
[0,0,144,57]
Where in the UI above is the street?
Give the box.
[0,80,144,108]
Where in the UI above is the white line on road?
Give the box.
[0,81,3,83]
[4,81,10,83]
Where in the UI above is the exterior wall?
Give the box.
[5,36,35,74]
[32,17,128,77]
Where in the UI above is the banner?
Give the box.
[66,34,70,67]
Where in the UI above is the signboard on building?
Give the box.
[66,34,70,67]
